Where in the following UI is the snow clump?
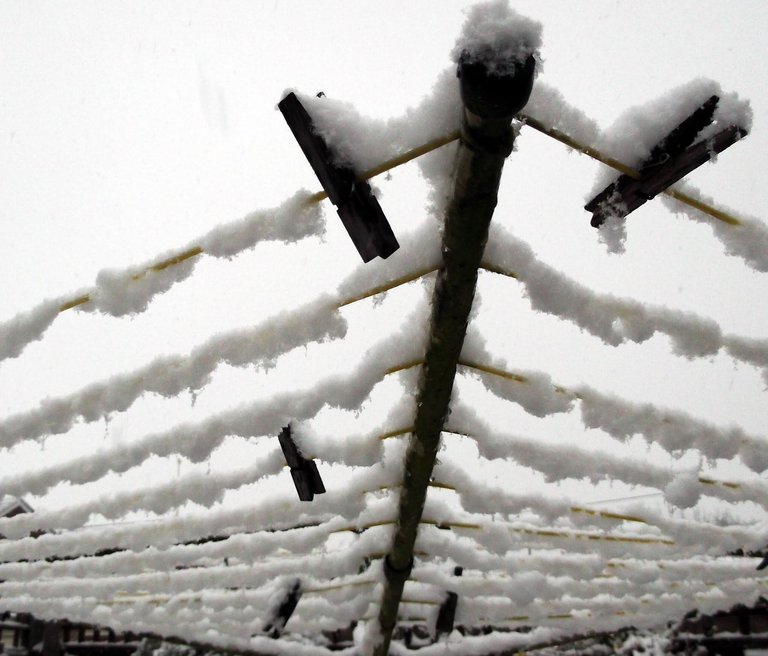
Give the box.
[451,0,542,74]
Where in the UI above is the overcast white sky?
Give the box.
[0,0,767,520]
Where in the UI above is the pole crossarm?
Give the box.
[372,51,537,656]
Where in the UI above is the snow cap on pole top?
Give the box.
[452,0,542,74]
[453,0,541,118]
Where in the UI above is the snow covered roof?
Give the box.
[0,496,32,520]
[0,1,766,655]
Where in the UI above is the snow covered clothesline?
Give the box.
[0,296,346,448]
[0,65,463,366]
[483,224,768,383]
[447,398,768,510]
[0,311,425,503]
[0,465,407,562]
[520,79,768,267]
[0,220,441,452]
[0,192,324,363]
[459,341,768,474]
[436,459,767,555]
[3,67,762,375]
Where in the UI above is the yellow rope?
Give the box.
[358,132,461,183]
[336,267,438,308]
[569,506,649,526]
[458,359,572,395]
[511,526,675,546]
[518,113,745,227]
[385,359,425,375]
[378,427,414,441]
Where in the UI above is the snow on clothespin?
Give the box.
[278,424,326,502]
[278,92,399,262]
[757,555,768,571]
[586,94,748,228]
[434,566,463,640]
[263,580,302,639]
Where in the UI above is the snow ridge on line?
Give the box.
[484,224,768,381]
[0,395,413,538]
[0,192,323,363]
[0,453,410,562]
[460,342,768,473]
[0,295,345,448]
[447,398,768,510]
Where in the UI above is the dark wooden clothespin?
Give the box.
[586,94,748,227]
[278,424,325,502]
[263,580,302,638]
[434,566,463,639]
[278,92,399,262]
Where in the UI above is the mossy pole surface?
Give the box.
[372,55,535,656]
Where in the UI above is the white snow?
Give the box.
[484,223,768,374]
[451,0,542,74]
[0,2,763,653]
[590,78,752,198]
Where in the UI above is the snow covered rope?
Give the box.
[481,224,768,382]
[0,232,439,453]
[0,192,324,363]
[0,296,346,448]
[0,318,424,501]
[517,80,768,269]
[584,94,747,228]
[0,546,389,601]
[0,125,458,364]
[457,356,768,473]
[438,461,767,555]
[441,406,768,510]
[0,519,350,581]
[0,467,408,562]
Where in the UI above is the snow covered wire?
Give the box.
[0,192,324,363]
[458,357,768,473]
[2,74,762,373]
[0,518,347,581]
[0,221,435,463]
[0,537,389,599]
[483,224,768,380]
[0,449,287,538]
[0,66,462,366]
[518,86,768,270]
[0,311,425,500]
[0,474,400,563]
[662,180,768,273]
[412,562,766,608]
[0,296,346,448]
[437,460,766,554]
[446,401,768,510]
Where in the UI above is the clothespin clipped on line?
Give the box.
[262,580,302,639]
[278,92,400,262]
[278,424,326,502]
[586,94,748,228]
[434,566,463,640]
